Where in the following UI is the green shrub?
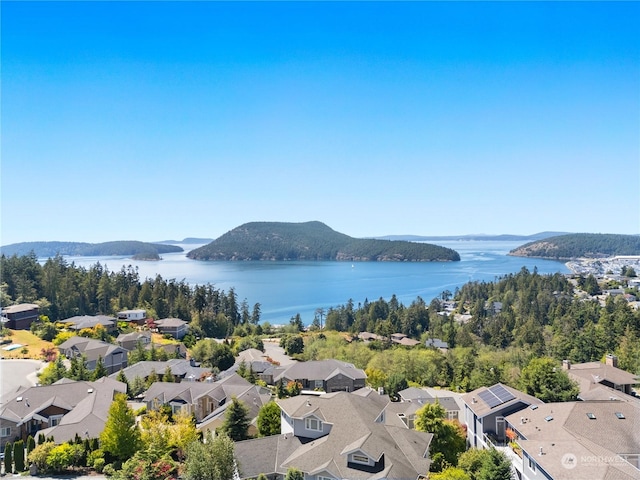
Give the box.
[103,463,116,476]
[27,442,55,473]
[93,457,106,473]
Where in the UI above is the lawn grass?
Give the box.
[0,329,54,359]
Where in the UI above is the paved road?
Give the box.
[263,338,297,366]
[0,358,45,400]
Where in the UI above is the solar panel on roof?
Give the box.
[490,384,516,403]
[477,385,516,409]
[478,389,501,408]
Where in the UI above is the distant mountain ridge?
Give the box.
[509,233,640,259]
[373,232,569,242]
[187,221,461,262]
[155,237,214,245]
[0,241,183,258]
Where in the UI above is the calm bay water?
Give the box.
[55,241,569,325]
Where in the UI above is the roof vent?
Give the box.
[472,397,476,404]
[539,447,544,456]
[87,388,94,394]
[306,400,311,407]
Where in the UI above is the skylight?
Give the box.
[586,413,596,420]
[615,412,625,419]
[544,416,553,422]
[529,405,538,410]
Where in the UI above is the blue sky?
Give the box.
[2,1,639,245]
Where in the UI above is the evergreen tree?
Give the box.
[116,369,130,392]
[146,369,159,388]
[477,448,512,480]
[99,393,141,464]
[221,396,250,441]
[26,435,36,457]
[284,467,304,480]
[162,366,175,383]
[92,356,108,380]
[13,439,25,472]
[276,379,287,399]
[4,441,12,474]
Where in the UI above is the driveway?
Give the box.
[263,338,296,366]
[0,358,45,400]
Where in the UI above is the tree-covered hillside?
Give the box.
[187,221,460,262]
[0,241,183,258]
[509,233,640,259]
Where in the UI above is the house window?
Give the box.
[528,456,537,472]
[50,415,63,427]
[314,380,324,389]
[0,427,11,437]
[446,410,458,421]
[318,476,333,480]
[351,453,370,464]
[305,417,322,431]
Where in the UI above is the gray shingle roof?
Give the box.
[274,359,367,383]
[235,390,432,480]
[0,377,126,443]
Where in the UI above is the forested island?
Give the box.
[509,233,640,259]
[0,241,183,258]
[187,221,460,262]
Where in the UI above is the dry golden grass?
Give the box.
[0,329,54,359]
[151,332,180,345]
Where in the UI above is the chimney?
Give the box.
[562,359,571,370]
[605,354,618,368]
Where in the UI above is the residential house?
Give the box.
[154,318,189,339]
[504,401,640,480]
[148,341,188,359]
[234,388,433,480]
[356,331,384,342]
[0,377,126,452]
[462,383,543,449]
[396,387,461,421]
[230,348,279,384]
[390,333,421,347]
[563,355,639,398]
[60,315,117,334]
[424,338,449,353]
[272,359,367,393]
[57,337,127,374]
[143,373,270,436]
[109,358,210,384]
[117,309,147,324]
[116,331,152,351]
[0,304,39,330]
[197,375,272,437]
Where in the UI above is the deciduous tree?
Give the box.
[257,401,281,437]
[183,431,235,480]
[100,393,141,464]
